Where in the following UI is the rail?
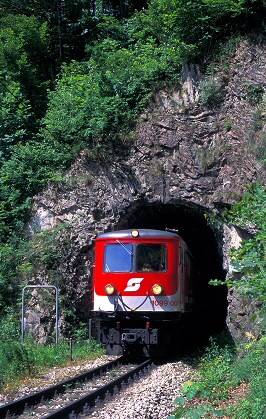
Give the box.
[0,357,152,419]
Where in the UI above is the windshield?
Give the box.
[103,242,167,273]
[104,243,133,272]
[136,244,166,272]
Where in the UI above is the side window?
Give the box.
[103,243,133,272]
[180,247,184,265]
[136,244,166,272]
[185,251,192,276]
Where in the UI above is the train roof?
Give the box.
[96,229,182,240]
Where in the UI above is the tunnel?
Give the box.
[113,200,228,345]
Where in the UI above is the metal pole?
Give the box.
[89,319,92,347]
[21,285,59,344]
[55,286,59,345]
[70,337,73,361]
[21,288,25,344]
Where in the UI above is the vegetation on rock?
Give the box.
[171,333,266,419]
[210,184,266,305]
[171,184,266,418]
[0,1,266,413]
[1,2,265,316]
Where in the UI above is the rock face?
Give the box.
[26,35,266,343]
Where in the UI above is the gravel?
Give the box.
[0,355,118,406]
[84,359,193,419]
[0,355,194,419]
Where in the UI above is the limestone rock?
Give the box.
[25,36,266,343]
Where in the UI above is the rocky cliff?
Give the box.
[26,35,266,343]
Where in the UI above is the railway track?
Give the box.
[0,357,153,419]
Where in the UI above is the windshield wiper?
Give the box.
[116,240,133,255]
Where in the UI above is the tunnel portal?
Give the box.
[115,201,228,343]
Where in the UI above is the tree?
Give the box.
[141,0,245,58]
[0,80,32,162]
[0,14,50,119]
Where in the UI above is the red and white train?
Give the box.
[92,228,194,356]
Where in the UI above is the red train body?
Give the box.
[92,229,194,356]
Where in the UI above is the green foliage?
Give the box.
[0,0,266,324]
[0,138,72,233]
[197,185,266,418]
[171,336,234,418]
[242,82,264,104]
[228,187,266,301]
[142,0,245,59]
[0,342,34,386]
[44,1,255,151]
[18,224,72,283]
[171,405,223,419]
[223,120,232,131]
[44,24,194,150]
[0,14,49,119]
[0,0,100,64]
[226,336,266,419]
[0,188,71,317]
[0,14,73,294]
[0,311,103,390]
[171,334,266,419]
[198,76,223,107]
[0,309,20,342]
[0,236,26,314]
[0,81,32,161]
[43,60,130,148]
[0,14,50,168]
[71,322,90,343]
[230,374,266,418]
[246,107,266,166]
[0,333,104,390]
[188,338,234,400]
[210,184,266,304]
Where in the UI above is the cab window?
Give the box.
[103,243,133,272]
[136,244,166,272]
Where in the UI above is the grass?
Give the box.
[170,332,266,419]
[0,312,105,392]
[0,336,105,392]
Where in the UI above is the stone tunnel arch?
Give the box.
[113,199,228,342]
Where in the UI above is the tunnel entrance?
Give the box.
[115,201,228,344]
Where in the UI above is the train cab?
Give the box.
[92,229,193,355]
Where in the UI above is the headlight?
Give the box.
[104,284,115,295]
[151,284,163,295]
[131,229,139,237]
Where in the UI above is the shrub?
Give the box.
[227,336,266,419]
[198,77,223,107]
[171,335,266,419]
[210,184,266,304]
[242,83,264,104]
[0,310,20,342]
[0,334,104,390]
[0,342,35,387]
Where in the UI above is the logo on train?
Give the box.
[124,278,144,292]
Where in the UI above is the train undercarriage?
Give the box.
[96,311,187,356]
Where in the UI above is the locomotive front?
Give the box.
[92,229,193,356]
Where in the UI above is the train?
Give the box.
[92,228,194,356]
